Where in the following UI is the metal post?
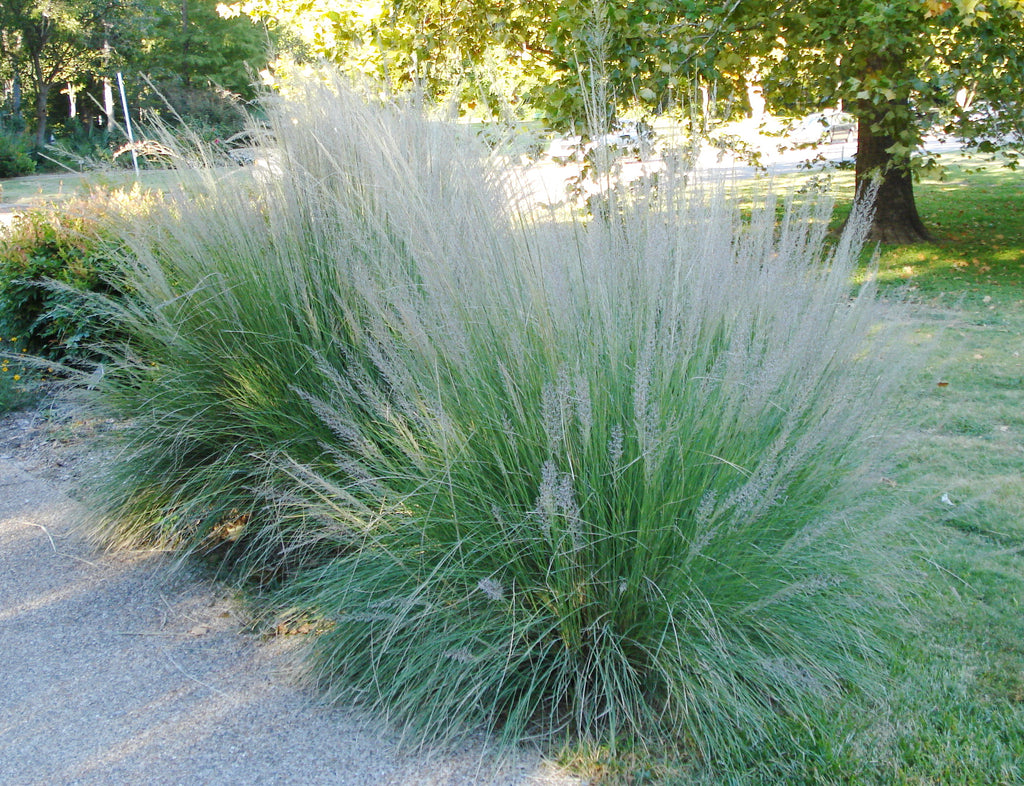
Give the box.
[116,72,139,176]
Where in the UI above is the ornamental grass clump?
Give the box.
[90,74,917,764]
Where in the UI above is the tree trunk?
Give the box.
[181,0,192,87]
[854,101,932,244]
[103,77,115,127]
[12,71,23,130]
[103,37,115,128]
[34,85,49,149]
[32,63,49,150]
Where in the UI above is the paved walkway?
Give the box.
[0,458,579,785]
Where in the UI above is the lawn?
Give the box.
[858,161,1024,786]
[0,167,218,210]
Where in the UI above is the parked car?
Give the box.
[593,120,656,157]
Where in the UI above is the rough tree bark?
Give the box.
[854,99,933,245]
[30,50,50,150]
[12,72,23,128]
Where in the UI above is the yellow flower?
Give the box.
[13,374,21,381]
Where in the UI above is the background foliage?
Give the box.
[0,186,152,360]
[0,0,270,168]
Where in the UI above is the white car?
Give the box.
[593,121,655,156]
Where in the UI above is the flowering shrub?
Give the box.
[0,335,34,411]
[0,187,153,362]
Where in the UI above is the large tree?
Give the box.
[223,0,1024,242]
[726,0,1024,242]
[528,0,1024,241]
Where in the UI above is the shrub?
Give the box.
[88,75,920,767]
[138,81,250,143]
[0,187,152,362]
[41,124,116,172]
[0,132,36,177]
[0,334,39,412]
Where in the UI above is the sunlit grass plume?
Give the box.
[90,73,919,766]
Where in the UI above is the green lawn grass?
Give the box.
[869,162,1024,785]
[0,168,207,209]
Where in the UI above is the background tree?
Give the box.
[230,0,1023,243]
[141,0,269,98]
[0,17,26,131]
[516,0,1024,241]
[222,0,734,125]
[0,0,271,165]
[220,0,555,117]
[524,0,737,130]
[0,0,118,150]
[722,0,1024,241]
[5,0,1019,236]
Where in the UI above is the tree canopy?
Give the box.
[2,0,1021,241]
[222,0,1022,240]
[1,0,271,163]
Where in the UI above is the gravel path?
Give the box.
[0,403,583,785]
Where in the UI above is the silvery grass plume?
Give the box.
[87,72,921,767]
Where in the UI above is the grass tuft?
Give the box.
[86,74,925,766]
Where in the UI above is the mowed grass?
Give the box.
[870,163,1024,785]
[0,167,214,210]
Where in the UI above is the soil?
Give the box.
[0,389,115,497]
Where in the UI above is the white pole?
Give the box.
[116,72,139,176]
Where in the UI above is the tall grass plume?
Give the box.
[87,73,921,766]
